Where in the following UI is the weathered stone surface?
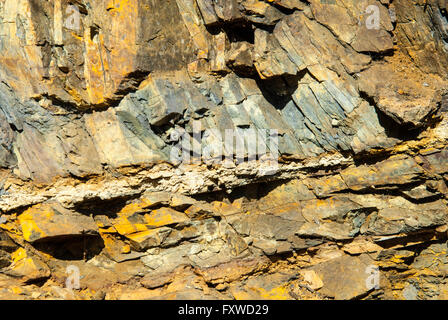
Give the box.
[0,0,447,301]
[309,0,394,53]
[197,256,271,284]
[341,156,424,191]
[5,248,50,283]
[48,260,118,292]
[126,227,173,251]
[0,0,433,183]
[420,149,448,175]
[361,199,448,236]
[229,272,296,300]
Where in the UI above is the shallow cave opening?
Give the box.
[32,234,104,261]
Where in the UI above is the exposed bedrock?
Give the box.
[0,0,447,300]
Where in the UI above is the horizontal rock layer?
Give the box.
[0,0,447,300]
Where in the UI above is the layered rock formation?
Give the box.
[0,0,447,300]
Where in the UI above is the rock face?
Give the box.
[0,0,447,300]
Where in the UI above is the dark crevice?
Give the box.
[37,94,80,113]
[8,122,22,133]
[250,22,276,33]
[32,234,104,261]
[227,63,258,78]
[24,277,49,286]
[330,181,429,198]
[400,192,444,204]
[265,250,296,264]
[374,103,438,141]
[254,71,305,110]
[191,180,289,205]
[206,19,255,44]
[375,232,446,253]
[265,3,298,16]
[344,186,444,205]
[363,49,395,61]
[352,148,400,166]
[351,289,377,300]
[114,70,151,97]
[89,25,100,41]
[74,195,140,219]
[293,159,352,176]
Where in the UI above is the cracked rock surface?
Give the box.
[0,0,448,300]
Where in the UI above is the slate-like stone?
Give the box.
[17,202,98,242]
